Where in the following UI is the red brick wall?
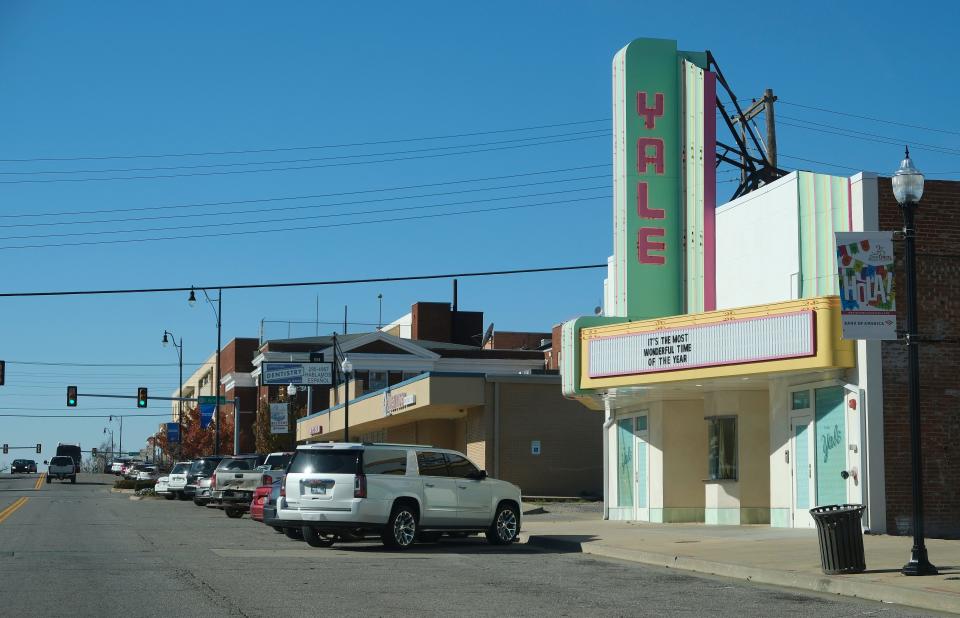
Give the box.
[879,178,960,538]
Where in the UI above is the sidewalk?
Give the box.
[520,512,960,614]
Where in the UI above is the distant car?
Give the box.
[155,476,172,498]
[135,466,159,481]
[120,460,143,478]
[110,459,132,475]
[46,456,77,483]
[11,459,37,474]
[165,461,193,500]
[184,457,223,500]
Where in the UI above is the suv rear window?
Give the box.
[51,457,73,465]
[218,459,255,471]
[362,449,407,475]
[264,454,292,470]
[191,459,221,475]
[289,450,360,474]
[171,463,189,474]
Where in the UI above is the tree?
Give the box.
[83,439,113,473]
[149,405,234,462]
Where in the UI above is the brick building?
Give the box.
[879,179,960,538]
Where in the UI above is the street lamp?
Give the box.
[286,383,298,399]
[341,357,353,442]
[162,330,184,460]
[893,147,937,576]
[190,287,223,455]
[103,428,114,468]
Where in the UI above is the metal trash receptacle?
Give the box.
[810,504,866,575]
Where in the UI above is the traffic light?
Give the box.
[0,360,5,385]
[36,444,41,454]
[92,447,98,456]
[137,387,148,408]
[67,385,78,407]
[2,444,7,454]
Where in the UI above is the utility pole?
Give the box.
[763,88,777,170]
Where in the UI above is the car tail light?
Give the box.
[354,473,367,499]
[210,473,217,487]
[262,474,273,486]
[280,481,286,497]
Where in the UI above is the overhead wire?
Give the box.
[0,118,610,163]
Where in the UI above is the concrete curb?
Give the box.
[523,534,960,615]
[110,488,135,494]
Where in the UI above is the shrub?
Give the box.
[113,479,157,491]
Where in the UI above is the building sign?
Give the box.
[166,422,180,444]
[270,403,289,434]
[588,311,815,378]
[262,362,332,385]
[309,424,324,436]
[384,391,416,415]
[531,440,541,456]
[610,39,712,319]
[835,231,897,340]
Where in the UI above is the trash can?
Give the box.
[809,504,866,575]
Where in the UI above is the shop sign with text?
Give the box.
[835,231,896,340]
[270,403,288,434]
[262,362,332,385]
[588,312,815,378]
[384,392,416,415]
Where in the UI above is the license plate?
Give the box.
[309,486,326,495]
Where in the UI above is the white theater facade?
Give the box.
[561,38,887,531]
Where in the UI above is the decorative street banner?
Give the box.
[199,402,215,429]
[262,362,332,385]
[270,403,289,434]
[166,422,180,444]
[835,231,897,340]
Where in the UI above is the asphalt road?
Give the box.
[0,473,942,617]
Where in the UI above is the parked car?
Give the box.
[120,460,143,478]
[110,458,133,475]
[184,457,223,500]
[11,459,37,474]
[210,455,268,518]
[274,443,522,549]
[260,476,285,532]
[164,461,192,500]
[134,465,159,481]
[250,484,272,522]
[193,476,214,507]
[46,456,77,483]
[155,475,172,499]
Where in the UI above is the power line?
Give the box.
[0,185,609,242]
[0,413,173,418]
[0,262,607,298]
[0,118,610,163]
[0,129,608,177]
[0,193,610,251]
[0,133,606,185]
[0,163,610,220]
[778,100,960,137]
[0,178,609,232]
[778,117,960,157]
[6,360,212,367]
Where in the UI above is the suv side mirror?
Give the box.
[469,469,487,480]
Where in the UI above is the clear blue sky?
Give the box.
[0,1,955,462]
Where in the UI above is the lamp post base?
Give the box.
[902,547,938,576]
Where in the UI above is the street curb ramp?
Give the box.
[522,534,960,615]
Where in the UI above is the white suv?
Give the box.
[275,443,522,549]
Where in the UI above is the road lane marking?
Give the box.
[34,473,45,489]
[0,497,28,524]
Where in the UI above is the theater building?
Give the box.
[560,38,960,536]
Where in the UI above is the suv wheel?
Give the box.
[382,503,418,550]
[302,527,336,548]
[70,476,77,484]
[486,503,519,545]
[284,527,303,541]
[224,507,243,519]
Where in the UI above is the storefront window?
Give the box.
[791,390,810,410]
[616,419,634,507]
[707,416,737,481]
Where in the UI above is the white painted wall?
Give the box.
[716,173,800,309]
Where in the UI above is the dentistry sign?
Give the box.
[835,232,897,340]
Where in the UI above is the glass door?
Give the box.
[790,412,815,527]
[633,415,649,521]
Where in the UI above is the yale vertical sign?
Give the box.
[611,38,710,319]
